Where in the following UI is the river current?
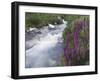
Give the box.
[25,24,66,68]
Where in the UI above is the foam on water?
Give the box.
[25,24,67,68]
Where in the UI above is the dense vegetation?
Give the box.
[62,16,89,66]
[26,13,84,29]
[25,12,63,30]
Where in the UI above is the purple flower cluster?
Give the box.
[64,19,89,66]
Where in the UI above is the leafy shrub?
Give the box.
[62,16,89,66]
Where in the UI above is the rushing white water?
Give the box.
[25,24,67,68]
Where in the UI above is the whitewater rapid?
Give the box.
[25,24,66,68]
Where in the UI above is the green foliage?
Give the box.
[69,38,74,48]
[25,13,64,29]
[49,18,62,24]
[62,15,89,66]
[78,29,85,38]
[60,54,66,66]
[63,15,89,42]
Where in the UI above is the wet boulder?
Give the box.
[48,24,56,30]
